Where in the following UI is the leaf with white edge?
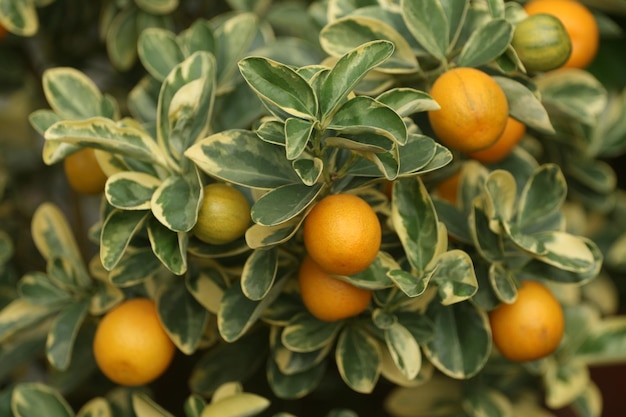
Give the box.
[186,129,302,189]
[218,275,287,342]
[0,299,58,344]
[185,265,228,314]
[430,250,478,305]
[327,96,407,145]
[319,16,419,74]
[281,312,343,353]
[11,383,74,417]
[132,392,175,417]
[293,157,323,186]
[147,219,188,275]
[200,393,270,417]
[489,263,518,304]
[385,322,421,380]
[214,13,259,87]
[241,248,278,301]
[183,394,206,417]
[238,57,318,120]
[516,164,567,231]
[42,67,103,120]
[45,117,168,168]
[483,169,517,225]
[266,355,327,400]
[457,19,513,67]
[151,169,202,232]
[157,281,209,355]
[0,0,38,36]
[109,247,163,287]
[76,397,112,417]
[100,209,150,270]
[391,178,439,273]
[470,205,505,263]
[493,76,554,134]
[251,183,322,227]
[462,387,513,417]
[179,19,215,57]
[17,272,72,307]
[106,172,161,210]
[31,203,83,265]
[46,299,90,371]
[138,28,185,82]
[245,217,303,249]
[336,326,381,394]
[401,0,449,61]
[106,7,138,71]
[285,118,315,160]
[570,381,602,417]
[422,300,491,379]
[376,88,439,117]
[271,327,331,375]
[135,0,178,15]
[157,52,216,163]
[543,359,589,410]
[576,316,626,365]
[520,231,598,273]
[319,40,394,121]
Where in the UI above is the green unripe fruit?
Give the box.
[193,183,251,245]
[512,13,572,73]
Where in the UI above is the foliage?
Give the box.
[0,1,626,417]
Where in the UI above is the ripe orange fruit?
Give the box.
[303,193,381,276]
[435,171,461,206]
[428,67,509,154]
[489,280,565,362]
[298,255,372,322]
[63,148,108,194]
[93,298,175,386]
[524,0,599,69]
[468,117,526,164]
[193,183,251,245]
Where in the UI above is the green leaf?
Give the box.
[293,157,324,186]
[132,392,175,417]
[385,322,421,380]
[0,299,57,344]
[106,7,138,71]
[430,250,478,305]
[422,301,491,379]
[402,0,449,61]
[218,276,286,342]
[335,326,381,393]
[463,387,513,417]
[147,218,188,275]
[327,96,407,145]
[44,117,168,167]
[29,109,63,136]
[238,57,318,120]
[200,393,270,417]
[543,359,589,410]
[179,19,215,57]
[493,76,554,134]
[157,281,208,355]
[457,18,512,67]
[570,382,602,417]
[76,397,112,417]
[186,129,302,189]
[516,164,567,230]
[271,328,331,375]
[31,203,83,266]
[241,248,278,301]
[183,395,206,417]
[42,67,104,120]
[46,299,90,371]
[576,316,626,365]
[470,205,504,263]
[106,172,161,210]
[483,169,517,224]
[391,178,439,273]
[319,40,394,121]
[151,170,202,232]
[0,0,38,36]
[11,383,74,417]
[100,209,149,270]
[266,356,327,400]
[214,13,259,87]
[285,118,315,160]
[245,217,303,249]
[157,51,216,163]
[107,247,160,288]
[376,88,439,118]
[135,0,178,15]
[251,183,322,227]
[319,16,419,74]
[17,272,72,307]
[137,28,185,81]
[281,312,343,353]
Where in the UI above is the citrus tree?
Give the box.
[0,0,626,416]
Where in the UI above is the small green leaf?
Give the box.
[335,326,381,393]
[376,88,439,117]
[46,299,90,371]
[214,13,259,87]
[266,356,327,400]
[138,28,185,81]
[281,312,343,353]
[241,248,278,301]
[430,250,478,305]
[200,393,270,417]
[543,359,589,410]
[493,76,554,134]
[11,383,74,417]
[17,272,72,307]
[42,67,103,120]
[385,322,421,380]
[151,170,202,232]
[402,0,449,61]
[462,387,513,417]
[183,394,206,417]
[76,397,112,417]
[0,299,58,344]
[0,0,38,36]
[285,118,315,160]
[135,0,178,15]
[516,164,567,230]
[179,20,215,57]
[147,218,188,275]
[106,172,161,210]
[106,7,138,71]
[100,209,149,270]
[251,183,322,227]
[457,18,513,67]
[132,392,175,417]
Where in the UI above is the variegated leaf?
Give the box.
[11,383,74,417]
[200,393,269,417]
[132,392,175,417]
[335,326,381,393]
[106,7,138,71]
[214,12,258,87]
[401,0,449,61]
[251,183,322,227]
[137,27,185,82]
[135,0,178,15]
[0,299,57,344]
[147,219,188,275]
[385,322,421,380]
[150,169,202,232]
[42,67,103,120]
[376,88,440,117]
[106,171,162,210]
[285,117,315,160]
[76,397,112,417]
[100,209,150,271]
[46,298,90,371]
[266,355,327,400]
[0,0,38,36]
[241,248,278,301]
[281,312,343,353]
[430,250,478,305]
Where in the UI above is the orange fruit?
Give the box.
[93,298,175,386]
[193,183,251,245]
[303,193,381,276]
[524,0,599,69]
[468,117,526,164]
[63,148,108,194]
[298,255,372,322]
[428,67,509,154]
[435,171,461,206]
[489,280,565,362]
